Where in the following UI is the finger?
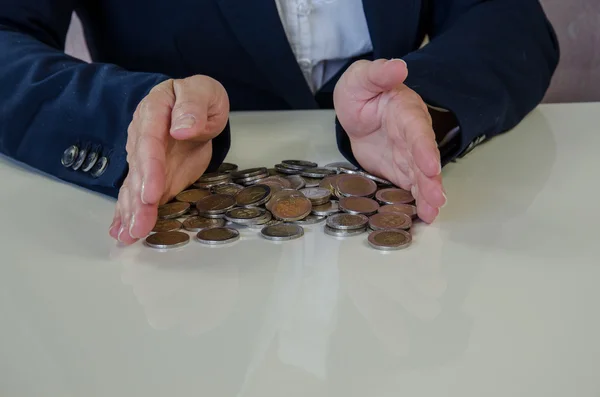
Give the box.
[109,203,122,240]
[128,168,159,239]
[415,188,439,224]
[344,59,409,100]
[170,75,229,141]
[415,170,446,208]
[117,183,137,245]
[402,112,441,178]
[135,88,173,206]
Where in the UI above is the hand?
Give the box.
[109,76,229,244]
[333,59,446,223]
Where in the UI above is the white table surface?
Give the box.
[1,103,599,397]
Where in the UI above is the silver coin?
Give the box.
[231,167,268,179]
[324,225,366,237]
[300,167,336,178]
[198,212,226,219]
[232,172,269,184]
[196,227,240,245]
[293,214,326,225]
[145,231,190,249]
[326,213,369,230]
[260,223,304,241]
[303,177,321,187]
[194,178,232,189]
[300,187,331,203]
[286,175,306,190]
[360,171,393,185]
[217,162,238,173]
[183,216,226,232]
[311,200,340,216]
[225,207,266,225]
[196,172,231,183]
[324,162,358,171]
[249,210,273,225]
[275,163,302,175]
[281,160,318,170]
[247,218,281,229]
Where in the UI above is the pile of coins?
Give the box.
[145,160,417,251]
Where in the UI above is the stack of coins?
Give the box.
[144,160,417,251]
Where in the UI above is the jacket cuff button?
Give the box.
[71,147,88,171]
[90,156,109,178]
[61,145,79,168]
[82,151,99,172]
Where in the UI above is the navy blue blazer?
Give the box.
[0,0,559,198]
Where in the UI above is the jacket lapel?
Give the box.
[215,0,318,109]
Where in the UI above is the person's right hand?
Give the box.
[109,75,229,245]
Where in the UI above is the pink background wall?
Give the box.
[65,1,600,103]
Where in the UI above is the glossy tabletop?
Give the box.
[1,104,599,396]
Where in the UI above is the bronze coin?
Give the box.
[231,167,268,179]
[319,174,341,194]
[196,172,230,183]
[255,176,293,189]
[367,230,412,250]
[326,213,369,230]
[157,202,190,219]
[182,216,225,232]
[217,162,238,173]
[145,231,190,249]
[152,219,182,233]
[271,196,312,221]
[375,188,414,204]
[193,177,232,189]
[339,196,380,215]
[368,212,412,231]
[336,174,377,197]
[235,184,272,207]
[175,189,212,204]
[211,183,244,196]
[196,227,240,245]
[195,194,236,214]
[286,175,306,190]
[265,189,305,212]
[378,204,418,218]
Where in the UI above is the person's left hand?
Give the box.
[333,59,446,223]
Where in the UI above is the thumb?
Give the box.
[347,58,409,98]
[170,75,230,142]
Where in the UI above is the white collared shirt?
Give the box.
[274,0,373,93]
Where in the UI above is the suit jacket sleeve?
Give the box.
[336,0,560,167]
[0,0,231,198]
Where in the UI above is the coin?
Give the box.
[247,218,281,229]
[378,203,418,218]
[324,161,358,171]
[257,181,283,194]
[217,162,238,173]
[195,194,236,214]
[282,160,318,170]
[235,185,271,207]
[286,175,305,190]
[157,202,190,219]
[182,216,225,232]
[300,167,336,178]
[152,219,182,233]
[336,174,378,197]
[326,213,369,230]
[175,189,212,203]
[319,174,341,194]
[197,172,230,183]
[231,167,268,179]
[233,172,269,185]
[145,231,190,249]
[359,171,393,185]
[302,177,321,187]
[293,214,326,225]
[225,207,265,224]
[311,200,340,216]
[271,196,312,221]
[254,176,292,189]
[368,212,412,231]
[265,189,305,212]
[324,225,366,237]
[250,210,273,225]
[196,227,240,245]
[194,177,232,189]
[300,187,331,206]
[375,188,415,204]
[339,196,380,215]
[368,229,412,250]
[185,208,200,217]
[275,163,301,174]
[211,183,244,196]
[260,224,304,241]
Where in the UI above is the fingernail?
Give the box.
[441,192,447,208]
[109,221,117,234]
[141,180,147,205]
[117,226,125,243]
[129,214,137,238]
[172,115,196,131]
[388,58,407,67]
